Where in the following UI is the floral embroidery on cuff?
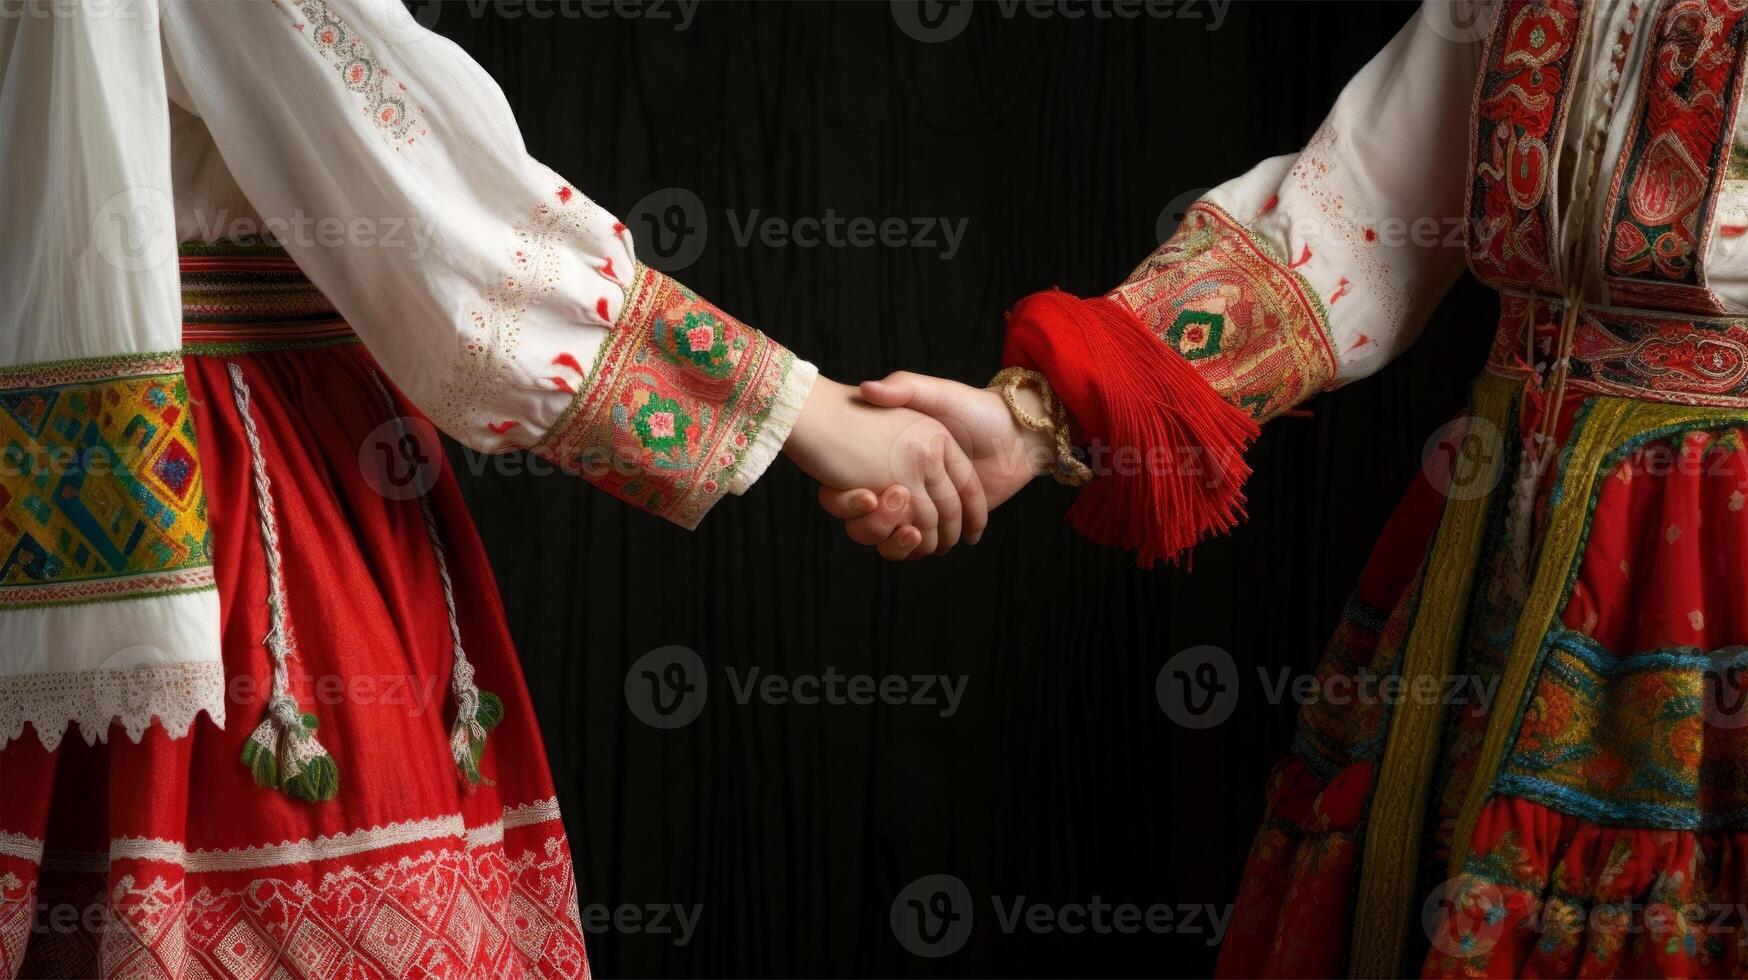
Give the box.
[1106,202,1336,421]
[275,0,429,148]
[532,266,799,529]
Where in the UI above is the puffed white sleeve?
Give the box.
[158,0,816,529]
[1106,4,1485,422]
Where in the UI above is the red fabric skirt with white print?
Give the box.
[0,246,589,979]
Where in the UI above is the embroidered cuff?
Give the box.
[1105,202,1337,421]
[728,357,816,496]
[533,265,806,529]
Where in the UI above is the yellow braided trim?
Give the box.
[1348,372,1515,979]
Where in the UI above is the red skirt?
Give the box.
[0,251,589,978]
[1218,297,1748,977]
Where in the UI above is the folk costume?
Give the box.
[1000,0,1748,974]
[0,1,815,976]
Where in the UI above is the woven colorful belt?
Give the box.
[179,241,358,354]
[1489,291,1748,410]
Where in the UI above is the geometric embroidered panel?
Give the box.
[0,353,213,608]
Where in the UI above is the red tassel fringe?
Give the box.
[1002,290,1261,568]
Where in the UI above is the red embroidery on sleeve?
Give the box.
[436,194,585,436]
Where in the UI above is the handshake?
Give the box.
[780,371,1063,560]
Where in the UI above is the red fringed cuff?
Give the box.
[1002,290,1260,568]
[1006,203,1338,567]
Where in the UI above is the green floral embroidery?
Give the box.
[656,310,735,378]
[632,396,692,455]
[1166,310,1224,360]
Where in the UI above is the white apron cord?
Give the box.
[1505,431,1552,603]
[227,361,341,803]
[369,371,504,787]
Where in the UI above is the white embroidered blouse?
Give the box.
[1119,0,1748,423]
[0,0,815,749]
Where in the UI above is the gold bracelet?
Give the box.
[986,367,1092,487]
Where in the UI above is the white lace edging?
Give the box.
[0,661,227,751]
[0,831,43,865]
[728,357,819,496]
[24,797,564,874]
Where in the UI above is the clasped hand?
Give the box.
[781,373,1057,560]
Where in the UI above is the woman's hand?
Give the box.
[783,377,989,558]
[819,372,1058,558]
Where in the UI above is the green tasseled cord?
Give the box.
[228,362,339,803]
[241,697,340,802]
[369,371,507,789]
[452,687,505,785]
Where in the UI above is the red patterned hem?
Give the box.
[1216,756,1371,978]
[1427,793,1748,978]
[0,801,586,979]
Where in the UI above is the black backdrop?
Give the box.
[433,1,1498,975]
